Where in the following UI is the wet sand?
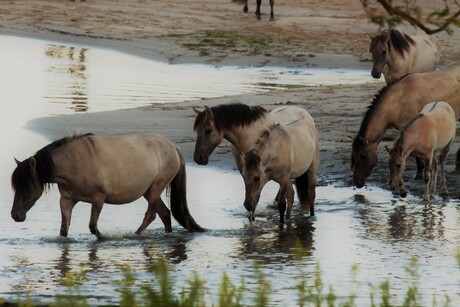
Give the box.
[2,0,460,195]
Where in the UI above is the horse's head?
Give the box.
[351,136,378,188]
[386,145,405,191]
[369,32,389,79]
[192,106,224,165]
[241,150,267,220]
[11,157,45,222]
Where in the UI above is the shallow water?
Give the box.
[0,35,459,305]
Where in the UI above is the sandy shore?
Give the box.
[2,0,460,195]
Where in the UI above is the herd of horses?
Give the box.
[10,29,460,238]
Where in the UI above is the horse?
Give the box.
[193,103,310,203]
[241,113,319,224]
[240,0,274,20]
[386,102,456,201]
[351,61,460,188]
[11,133,204,239]
[369,29,441,84]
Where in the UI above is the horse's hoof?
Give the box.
[248,212,255,222]
[400,191,407,198]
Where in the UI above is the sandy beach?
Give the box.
[1,0,460,193]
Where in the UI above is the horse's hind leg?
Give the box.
[422,157,432,201]
[243,0,248,13]
[137,185,171,234]
[89,199,105,239]
[59,197,77,237]
[269,0,274,20]
[430,156,438,199]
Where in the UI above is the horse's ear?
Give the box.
[14,157,21,166]
[192,106,201,115]
[204,105,213,119]
[29,157,37,173]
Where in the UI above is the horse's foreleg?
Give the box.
[277,189,286,224]
[285,184,294,220]
[255,0,261,20]
[430,156,438,199]
[89,201,104,239]
[269,0,274,20]
[59,197,77,237]
[422,158,432,201]
[440,142,452,196]
[398,177,407,198]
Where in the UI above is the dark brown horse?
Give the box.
[240,0,274,20]
[351,62,460,188]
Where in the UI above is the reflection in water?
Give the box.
[45,45,89,112]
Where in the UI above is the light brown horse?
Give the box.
[386,102,456,201]
[241,112,319,224]
[193,103,310,203]
[351,62,460,188]
[240,0,274,20]
[11,133,204,239]
[370,29,441,84]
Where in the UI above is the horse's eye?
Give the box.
[205,129,212,134]
[254,176,260,182]
[396,164,402,168]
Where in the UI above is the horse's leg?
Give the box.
[59,197,77,237]
[422,157,432,201]
[398,177,407,198]
[455,148,460,174]
[269,0,274,20]
[137,185,171,234]
[440,142,452,196]
[306,165,318,216]
[285,184,295,220]
[430,156,438,199]
[243,0,248,13]
[89,200,105,239]
[277,187,286,224]
[414,157,423,180]
[255,0,261,20]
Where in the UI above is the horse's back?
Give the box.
[411,33,441,72]
[270,106,315,127]
[417,102,457,149]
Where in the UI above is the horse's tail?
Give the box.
[294,170,314,216]
[170,147,205,232]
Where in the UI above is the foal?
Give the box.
[386,102,456,201]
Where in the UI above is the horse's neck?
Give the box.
[362,104,392,145]
[224,119,275,153]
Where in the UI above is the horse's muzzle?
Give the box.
[371,70,382,79]
[11,211,26,222]
[193,153,209,165]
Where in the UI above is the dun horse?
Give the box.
[193,103,310,203]
[369,29,440,84]
[351,62,460,188]
[386,102,456,201]
[11,133,204,239]
[241,113,319,223]
[240,0,274,20]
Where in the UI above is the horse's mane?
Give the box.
[357,74,410,138]
[393,113,424,149]
[193,103,269,132]
[244,124,278,171]
[370,29,416,57]
[11,133,93,192]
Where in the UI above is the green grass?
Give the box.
[5,246,460,307]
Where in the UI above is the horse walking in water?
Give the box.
[11,133,204,239]
[241,113,319,223]
[369,29,441,84]
[193,103,310,204]
[386,102,456,201]
[240,0,274,20]
[351,62,460,188]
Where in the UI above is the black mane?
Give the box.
[357,74,409,138]
[11,133,93,192]
[370,29,415,57]
[193,103,269,132]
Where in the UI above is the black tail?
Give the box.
[294,171,313,215]
[170,148,205,232]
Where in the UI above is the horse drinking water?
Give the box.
[386,102,456,201]
[11,132,204,239]
[241,112,319,223]
[369,29,440,84]
[351,62,460,188]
